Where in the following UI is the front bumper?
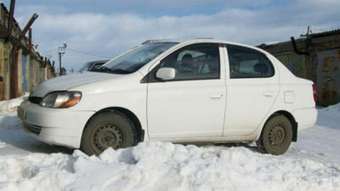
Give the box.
[18,100,95,148]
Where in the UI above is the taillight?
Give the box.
[312,83,317,103]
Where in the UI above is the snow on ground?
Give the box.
[0,93,28,114]
[294,104,340,165]
[0,98,340,191]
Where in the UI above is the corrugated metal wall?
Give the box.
[317,49,340,106]
[261,30,340,106]
[274,53,307,78]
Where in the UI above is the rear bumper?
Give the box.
[18,100,95,148]
[293,107,318,131]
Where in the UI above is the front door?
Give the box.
[147,43,226,138]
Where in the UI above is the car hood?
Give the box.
[30,72,119,97]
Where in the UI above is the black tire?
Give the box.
[81,111,138,155]
[256,115,293,155]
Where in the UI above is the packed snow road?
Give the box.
[0,98,340,191]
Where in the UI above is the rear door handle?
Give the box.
[210,94,223,99]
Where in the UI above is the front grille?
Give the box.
[23,123,42,135]
[28,96,42,104]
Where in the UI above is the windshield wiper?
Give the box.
[94,66,131,74]
[92,66,112,73]
[109,68,131,74]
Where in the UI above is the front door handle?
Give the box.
[263,91,274,97]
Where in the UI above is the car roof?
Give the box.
[143,38,246,45]
[143,38,265,53]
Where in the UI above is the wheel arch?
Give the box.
[83,107,145,142]
[260,110,298,142]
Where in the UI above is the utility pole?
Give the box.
[7,0,16,36]
[58,43,67,76]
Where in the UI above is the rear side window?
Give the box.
[227,45,274,78]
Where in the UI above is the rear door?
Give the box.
[224,45,279,136]
[146,43,226,139]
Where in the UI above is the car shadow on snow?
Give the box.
[218,143,258,151]
[179,142,259,153]
[0,115,73,155]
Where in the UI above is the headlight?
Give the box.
[40,91,82,108]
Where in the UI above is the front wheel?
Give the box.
[81,111,138,155]
[256,115,293,155]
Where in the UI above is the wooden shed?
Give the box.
[0,3,56,101]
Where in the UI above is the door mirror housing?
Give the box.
[156,67,176,81]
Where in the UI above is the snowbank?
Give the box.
[0,142,339,191]
[323,103,340,112]
[0,94,27,113]
[317,103,340,129]
[0,98,340,191]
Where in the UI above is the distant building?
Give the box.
[259,29,340,106]
[0,3,55,101]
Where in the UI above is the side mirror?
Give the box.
[156,67,176,81]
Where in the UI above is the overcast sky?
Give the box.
[1,0,340,71]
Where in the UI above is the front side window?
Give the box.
[227,45,274,78]
[158,43,220,81]
[101,42,178,74]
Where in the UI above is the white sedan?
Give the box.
[18,39,317,155]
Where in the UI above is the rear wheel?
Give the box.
[256,115,293,155]
[81,111,138,155]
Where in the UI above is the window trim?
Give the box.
[141,43,222,83]
[226,44,275,79]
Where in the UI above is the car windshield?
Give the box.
[98,42,178,74]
